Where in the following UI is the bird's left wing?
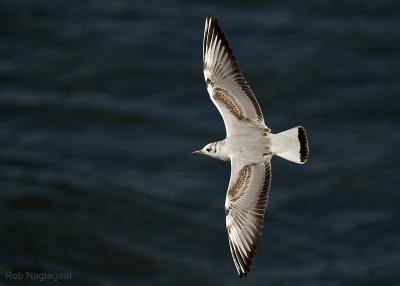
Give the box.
[203,13,268,136]
[225,154,272,277]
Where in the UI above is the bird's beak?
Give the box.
[191,150,203,156]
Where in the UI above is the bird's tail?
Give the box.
[271,126,309,164]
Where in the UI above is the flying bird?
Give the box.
[192,13,309,277]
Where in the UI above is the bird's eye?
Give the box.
[206,148,211,152]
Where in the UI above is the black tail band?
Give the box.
[298,127,309,163]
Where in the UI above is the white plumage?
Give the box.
[192,13,309,277]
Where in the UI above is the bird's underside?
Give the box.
[200,12,309,277]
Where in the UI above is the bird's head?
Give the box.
[192,141,229,161]
[192,142,218,158]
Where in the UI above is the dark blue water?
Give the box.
[1,1,399,285]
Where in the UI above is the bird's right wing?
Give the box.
[203,13,269,136]
[224,154,272,277]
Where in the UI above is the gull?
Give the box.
[192,13,309,277]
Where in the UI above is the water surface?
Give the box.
[0,1,399,285]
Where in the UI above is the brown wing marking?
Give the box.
[213,88,250,122]
[228,164,253,202]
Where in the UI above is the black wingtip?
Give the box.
[206,12,219,31]
[206,11,217,20]
[298,127,309,163]
[204,11,236,64]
